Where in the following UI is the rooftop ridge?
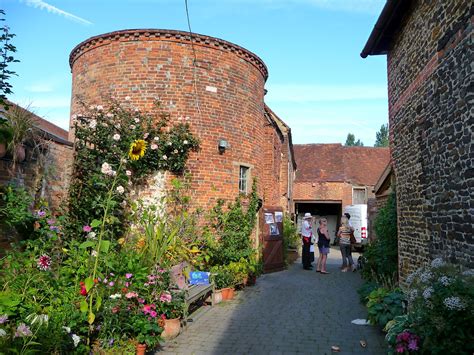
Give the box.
[69,29,268,81]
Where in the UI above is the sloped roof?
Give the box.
[1,101,72,145]
[294,144,390,186]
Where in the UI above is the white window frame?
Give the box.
[239,165,250,194]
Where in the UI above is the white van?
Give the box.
[343,204,368,249]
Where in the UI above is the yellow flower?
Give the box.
[117,237,125,245]
[135,237,146,250]
[128,139,147,161]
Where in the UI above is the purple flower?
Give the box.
[125,273,133,279]
[83,225,92,232]
[408,338,419,351]
[47,218,56,225]
[49,225,60,232]
[109,338,114,346]
[108,281,115,287]
[0,314,7,324]
[36,210,46,218]
[15,323,32,337]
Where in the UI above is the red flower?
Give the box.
[79,281,88,296]
[37,254,52,271]
[94,278,99,284]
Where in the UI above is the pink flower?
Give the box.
[37,254,52,271]
[125,282,130,287]
[395,345,405,353]
[83,225,92,232]
[108,281,115,287]
[125,292,138,299]
[142,304,156,315]
[160,292,172,303]
[125,273,133,279]
[138,298,145,304]
[149,311,157,318]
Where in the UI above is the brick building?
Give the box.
[69,29,295,214]
[293,144,389,241]
[362,0,473,280]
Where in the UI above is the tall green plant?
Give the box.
[0,10,18,109]
[362,192,398,283]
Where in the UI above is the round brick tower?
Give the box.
[69,29,270,209]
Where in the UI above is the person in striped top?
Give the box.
[337,215,355,272]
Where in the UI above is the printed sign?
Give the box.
[189,271,210,285]
[270,223,280,236]
[274,211,283,223]
[264,213,274,224]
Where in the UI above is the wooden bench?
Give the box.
[170,263,214,327]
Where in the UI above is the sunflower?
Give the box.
[128,139,147,160]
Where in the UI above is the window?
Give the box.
[239,166,249,193]
[352,187,366,204]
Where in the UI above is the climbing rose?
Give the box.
[37,254,52,271]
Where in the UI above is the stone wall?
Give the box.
[69,29,291,213]
[387,1,473,281]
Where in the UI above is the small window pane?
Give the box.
[239,166,249,193]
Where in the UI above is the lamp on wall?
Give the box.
[218,139,228,154]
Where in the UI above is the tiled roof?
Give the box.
[294,144,390,186]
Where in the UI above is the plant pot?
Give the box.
[242,276,248,286]
[247,274,257,286]
[136,343,146,355]
[161,318,181,340]
[14,145,26,162]
[0,143,6,158]
[221,287,235,301]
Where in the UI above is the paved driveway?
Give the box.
[159,248,386,354]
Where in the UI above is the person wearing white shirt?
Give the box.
[300,213,313,270]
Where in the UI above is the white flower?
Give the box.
[113,134,121,141]
[89,119,97,129]
[178,116,183,121]
[89,105,95,110]
[151,144,158,150]
[116,123,121,128]
[162,155,168,160]
[134,108,140,112]
[111,170,117,177]
[91,250,98,257]
[109,293,122,299]
[422,287,434,299]
[96,105,103,111]
[153,136,159,141]
[431,258,445,268]
[407,289,418,302]
[130,190,136,196]
[462,269,474,276]
[128,181,132,186]
[438,276,452,286]
[116,186,125,194]
[185,116,190,120]
[62,326,71,333]
[87,232,96,239]
[106,113,114,118]
[120,200,127,207]
[173,149,178,154]
[126,170,132,176]
[443,296,465,310]
[0,329,6,337]
[183,140,188,145]
[134,118,140,123]
[120,158,127,164]
[130,125,136,130]
[420,270,434,283]
[143,133,149,139]
[167,142,172,146]
[125,96,131,101]
[101,162,115,176]
[72,334,80,347]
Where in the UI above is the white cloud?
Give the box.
[265,83,387,103]
[23,0,92,25]
[25,83,55,93]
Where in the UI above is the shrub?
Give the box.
[362,192,398,283]
[357,281,379,305]
[366,287,404,327]
[402,259,474,354]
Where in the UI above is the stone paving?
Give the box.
[159,248,386,354]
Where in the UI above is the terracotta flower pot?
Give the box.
[161,318,181,340]
[221,287,235,300]
[0,143,6,158]
[136,343,146,355]
[242,276,248,286]
[213,289,223,304]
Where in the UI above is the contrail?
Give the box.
[24,0,93,26]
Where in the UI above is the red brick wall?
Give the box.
[293,181,353,208]
[70,29,288,211]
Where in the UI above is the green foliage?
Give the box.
[211,264,238,289]
[282,214,298,266]
[374,123,389,147]
[0,185,34,238]
[366,287,404,327]
[0,10,19,109]
[66,100,199,241]
[362,192,398,284]
[402,260,474,354]
[357,281,379,305]
[345,133,364,146]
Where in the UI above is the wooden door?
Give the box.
[261,206,285,273]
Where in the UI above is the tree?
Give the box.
[345,133,364,146]
[0,10,18,109]
[374,123,389,147]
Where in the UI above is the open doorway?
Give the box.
[295,201,342,244]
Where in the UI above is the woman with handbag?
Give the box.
[337,215,356,272]
[316,218,331,274]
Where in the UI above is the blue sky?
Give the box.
[3,0,387,145]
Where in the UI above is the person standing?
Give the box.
[300,213,313,270]
[316,218,331,274]
[337,215,355,272]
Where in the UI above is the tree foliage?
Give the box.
[345,133,364,146]
[0,10,18,109]
[374,123,389,147]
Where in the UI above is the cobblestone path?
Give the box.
[159,249,386,354]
